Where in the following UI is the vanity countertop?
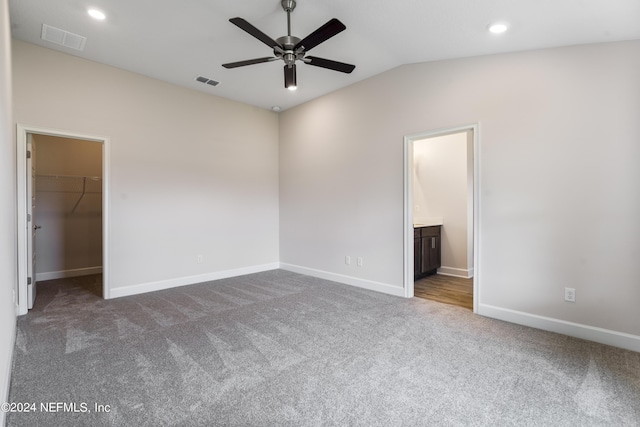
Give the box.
[414,218,443,227]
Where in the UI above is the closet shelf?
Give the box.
[36,174,101,181]
[35,174,102,194]
[35,175,102,213]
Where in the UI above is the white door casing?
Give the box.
[26,134,37,309]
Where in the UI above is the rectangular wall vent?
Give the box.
[41,24,87,51]
[195,76,220,87]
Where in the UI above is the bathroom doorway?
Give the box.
[403,124,479,312]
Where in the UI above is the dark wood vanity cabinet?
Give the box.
[414,226,441,279]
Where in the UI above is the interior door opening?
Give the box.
[17,125,110,315]
[403,125,479,313]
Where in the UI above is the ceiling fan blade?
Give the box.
[229,17,282,49]
[294,18,346,52]
[305,56,355,74]
[222,57,275,69]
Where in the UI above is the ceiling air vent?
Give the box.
[195,76,220,87]
[41,24,87,51]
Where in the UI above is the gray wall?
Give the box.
[12,40,280,295]
[280,40,640,338]
[0,0,16,423]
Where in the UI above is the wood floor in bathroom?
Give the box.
[414,274,473,310]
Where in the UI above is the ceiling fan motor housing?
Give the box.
[276,35,301,50]
[276,35,303,65]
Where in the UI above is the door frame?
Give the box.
[403,123,480,313]
[16,124,111,315]
[26,133,35,309]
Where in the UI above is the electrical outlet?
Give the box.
[345,256,351,265]
[357,257,363,267]
[197,254,203,264]
[564,287,576,302]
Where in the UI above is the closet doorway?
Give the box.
[17,125,110,315]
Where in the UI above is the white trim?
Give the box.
[478,304,640,353]
[16,124,110,314]
[472,125,481,313]
[403,123,481,312]
[0,319,16,427]
[403,133,414,298]
[437,266,473,279]
[16,126,28,315]
[36,266,103,282]
[280,263,405,298]
[109,263,280,299]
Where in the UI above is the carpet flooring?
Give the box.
[8,270,640,426]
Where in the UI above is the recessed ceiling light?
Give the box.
[488,23,508,34]
[88,9,106,20]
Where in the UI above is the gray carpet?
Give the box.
[7,270,640,426]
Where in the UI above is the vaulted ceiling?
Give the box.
[9,0,640,111]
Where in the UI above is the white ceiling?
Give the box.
[9,0,640,111]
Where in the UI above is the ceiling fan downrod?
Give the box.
[281,0,296,36]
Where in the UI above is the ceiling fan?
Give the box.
[222,0,356,90]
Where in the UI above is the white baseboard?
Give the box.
[478,303,640,353]
[437,266,474,278]
[37,266,103,282]
[109,263,280,299]
[1,314,17,427]
[280,263,405,298]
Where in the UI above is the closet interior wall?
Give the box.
[33,134,103,281]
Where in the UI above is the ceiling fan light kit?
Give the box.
[284,64,297,90]
[222,0,355,90]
